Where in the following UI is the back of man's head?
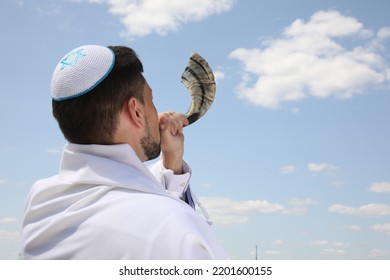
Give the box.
[51,45,145,144]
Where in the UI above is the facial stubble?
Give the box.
[141,118,161,161]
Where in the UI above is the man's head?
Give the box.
[51,45,161,161]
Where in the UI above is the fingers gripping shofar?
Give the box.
[181,53,216,125]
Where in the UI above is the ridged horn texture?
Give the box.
[181,53,216,125]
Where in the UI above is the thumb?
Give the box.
[159,114,168,130]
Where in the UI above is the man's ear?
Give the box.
[126,97,145,128]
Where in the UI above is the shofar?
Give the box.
[181,53,216,125]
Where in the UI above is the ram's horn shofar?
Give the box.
[181,53,216,125]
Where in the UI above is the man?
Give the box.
[21,45,228,259]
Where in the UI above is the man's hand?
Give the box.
[159,112,189,174]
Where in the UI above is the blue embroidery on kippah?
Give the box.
[60,48,86,70]
[52,48,116,101]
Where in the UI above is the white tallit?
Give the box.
[21,144,228,259]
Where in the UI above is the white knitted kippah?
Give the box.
[51,45,115,101]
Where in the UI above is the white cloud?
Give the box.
[282,207,308,216]
[199,196,319,223]
[284,10,369,38]
[0,230,20,241]
[307,240,348,247]
[0,179,7,184]
[45,147,62,154]
[343,225,361,231]
[280,165,296,174]
[202,182,213,188]
[273,239,284,246]
[0,218,17,223]
[377,27,390,41]
[307,162,339,175]
[264,250,287,256]
[214,70,226,85]
[229,10,390,109]
[76,0,235,38]
[368,182,390,193]
[371,223,390,235]
[199,196,285,225]
[369,249,390,258]
[329,203,390,216]
[290,107,300,114]
[307,240,348,256]
[284,198,319,215]
[331,181,345,187]
[33,3,62,17]
[288,198,319,206]
[321,248,347,256]
[308,240,328,246]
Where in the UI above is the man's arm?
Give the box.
[158,112,189,174]
[148,112,194,205]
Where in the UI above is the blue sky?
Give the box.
[0,0,389,260]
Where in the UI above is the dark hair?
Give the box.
[52,46,145,144]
